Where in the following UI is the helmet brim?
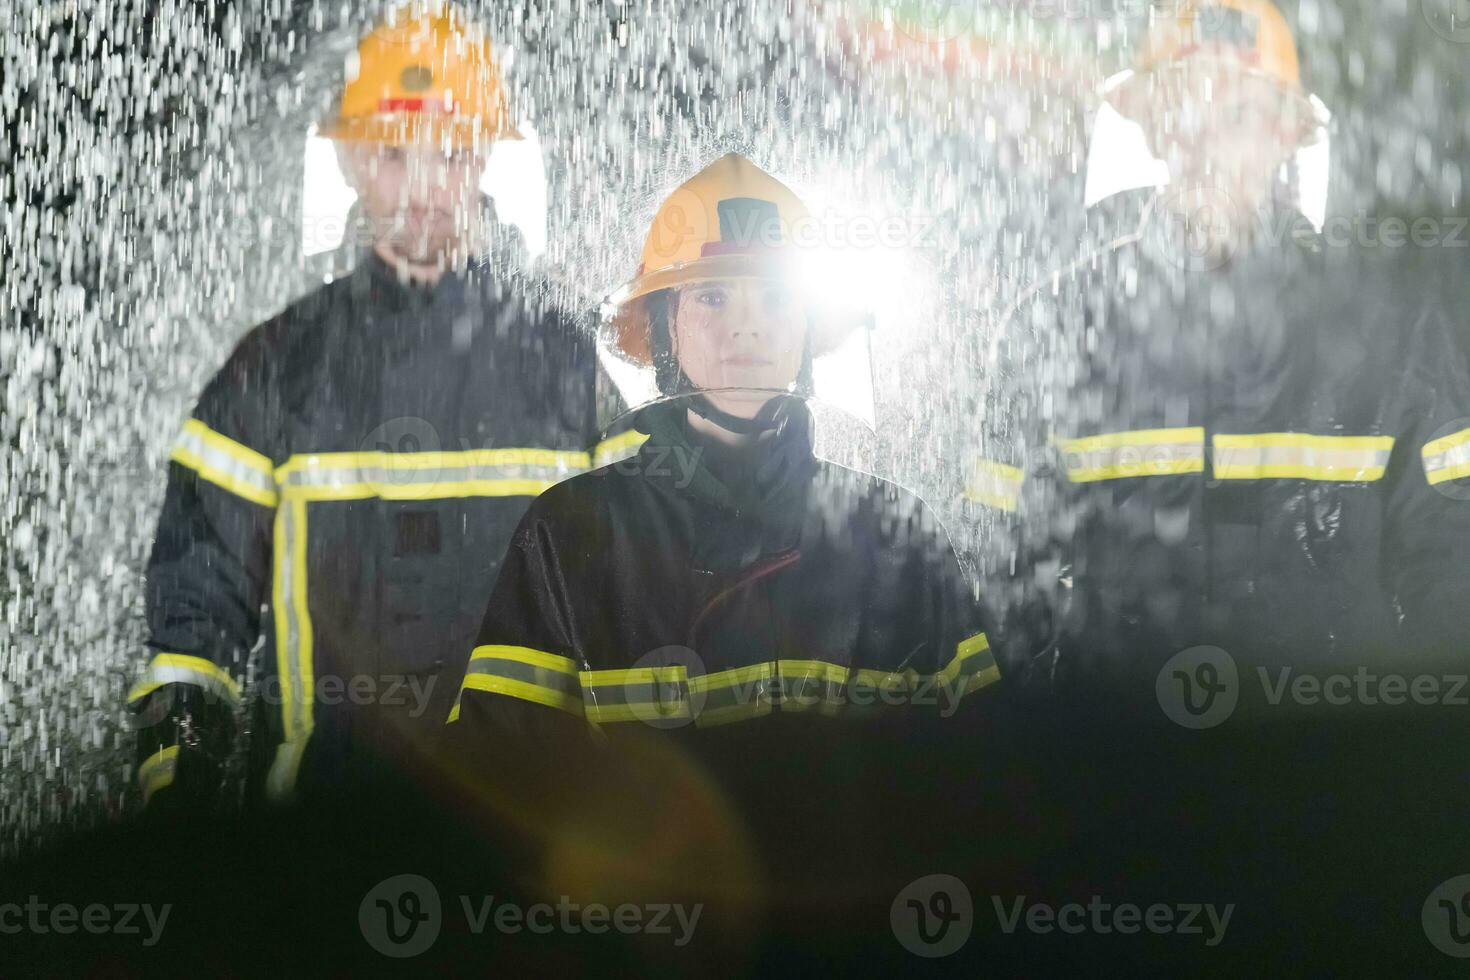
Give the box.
[317,114,523,147]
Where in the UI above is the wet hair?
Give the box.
[646,286,815,397]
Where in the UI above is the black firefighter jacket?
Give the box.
[962,200,1470,711]
[443,397,1005,905]
[131,253,640,804]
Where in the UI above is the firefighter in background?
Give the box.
[130,9,636,808]
[444,154,1004,911]
[962,0,1470,706]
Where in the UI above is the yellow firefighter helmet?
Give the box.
[1104,0,1322,143]
[603,153,856,366]
[318,8,520,147]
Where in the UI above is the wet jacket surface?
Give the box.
[133,253,634,801]
[965,204,1470,701]
[445,398,1001,897]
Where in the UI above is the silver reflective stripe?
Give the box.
[1424,427,1470,486]
[463,655,581,702]
[280,500,307,740]
[128,654,242,706]
[266,498,311,802]
[1056,428,1206,482]
[170,420,277,506]
[1212,434,1394,481]
[279,460,581,490]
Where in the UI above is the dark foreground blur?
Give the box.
[5,705,1469,977]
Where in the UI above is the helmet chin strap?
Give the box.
[686,391,789,436]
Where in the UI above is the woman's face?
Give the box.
[670,279,808,418]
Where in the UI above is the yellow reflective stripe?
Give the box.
[453,645,584,720]
[126,653,242,706]
[1213,433,1394,481]
[1056,427,1205,482]
[266,496,313,803]
[274,448,591,478]
[964,458,1024,512]
[592,431,649,468]
[470,645,578,675]
[138,745,179,805]
[266,738,309,802]
[937,632,989,687]
[580,666,688,686]
[1423,426,1470,486]
[688,662,775,694]
[274,448,593,502]
[459,673,584,716]
[284,480,562,503]
[171,419,278,507]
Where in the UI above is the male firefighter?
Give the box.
[130,10,636,808]
[963,0,1470,709]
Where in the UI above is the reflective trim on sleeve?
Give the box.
[1056,427,1205,482]
[581,665,691,724]
[592,431,650,469]
[266,496,314,803]
[170,419,279,507]
[963,458,1025,512]
[449,645,584,721]
[275,448,592,503]
[138,745,179,805]
[1213,433,1394,482]
[126,653,243,707]
[1423,426,1470,486]
[689,663,777,727]
[937,631,1001,702]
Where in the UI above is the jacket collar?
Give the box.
[635,395,819,517]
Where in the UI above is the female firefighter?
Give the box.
[442,154,1006,916]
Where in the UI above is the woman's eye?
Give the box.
[694,289,727,307]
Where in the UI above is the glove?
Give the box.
[132,683,236,815]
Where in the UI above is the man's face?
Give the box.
[1141,59,1302,213]
[671,279,807,419]
[337,140,489,267]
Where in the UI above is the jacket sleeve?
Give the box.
[445,504,593,736]
[1384,306,1470,658]
[925,521,1009,717]
[954,301,1063,694]
[130,339,278,808]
